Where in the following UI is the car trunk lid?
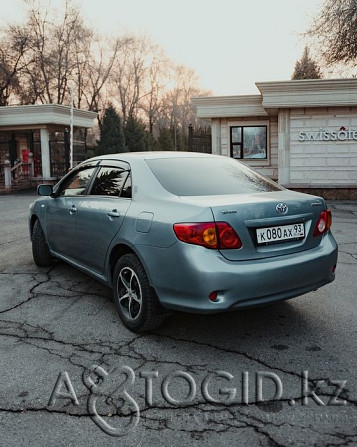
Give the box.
[203,191,326,261]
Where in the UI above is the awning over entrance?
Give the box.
[0,104,97,129]
[0,104,97,183]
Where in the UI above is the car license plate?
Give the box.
[256,223,305,245]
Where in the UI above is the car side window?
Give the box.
[121,173,132,198]
[58,167,96,196]
[90,167,129,197]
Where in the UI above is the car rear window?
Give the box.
[146,157,283,196]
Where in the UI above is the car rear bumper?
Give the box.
[137,231,338,313]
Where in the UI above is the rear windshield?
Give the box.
[146,157,283,196]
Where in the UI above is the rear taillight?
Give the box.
[173,222,242,249]
[216,222,242,249]
[313,210,332,236]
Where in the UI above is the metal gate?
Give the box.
[188,124,212,154]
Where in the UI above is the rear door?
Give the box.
[72,161,132,274]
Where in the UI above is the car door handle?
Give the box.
[107,210,120,218]
[68,205,77,214]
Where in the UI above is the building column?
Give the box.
[4,154,11,189]
[277,109,290,185]
[211,119,222,155]
[40,128,51,179]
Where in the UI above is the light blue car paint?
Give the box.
[29,152,337,314]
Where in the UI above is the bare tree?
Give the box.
[307,0,357,67]
[156,64,211,149]
[73,36,125,113]
[20,0,93,105]
[111,35,155,122]
[0,0,209,150]
[53,3,91,105]
[139,50,169,134]
[0,26,31,106]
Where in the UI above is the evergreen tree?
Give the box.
[95,104,125,155]
[157,128,175,151]
[124,116,150,152]
[147,132,160,151]
[292,47,322,80]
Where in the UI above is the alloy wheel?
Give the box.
[117,267,142,320]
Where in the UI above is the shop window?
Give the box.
[230,126,267,159]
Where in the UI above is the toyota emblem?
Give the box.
[276,203,288,214]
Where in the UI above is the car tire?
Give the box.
[32,219,53,267]
[113,254,166,333]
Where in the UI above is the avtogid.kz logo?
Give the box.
[83,365,140,436]
[48,365,140,437]
[47,365,348,437]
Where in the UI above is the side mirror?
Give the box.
[37,184,53,196]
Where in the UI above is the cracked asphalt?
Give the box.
[0,191,356,447]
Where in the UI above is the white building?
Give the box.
[192,79,357,199]
[0,104,97,190]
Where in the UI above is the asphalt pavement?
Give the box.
[0,191,356,447]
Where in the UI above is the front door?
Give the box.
[45,166,96,259]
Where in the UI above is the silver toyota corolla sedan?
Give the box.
[29,152,338,332]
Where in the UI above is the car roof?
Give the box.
[89,151,220,162]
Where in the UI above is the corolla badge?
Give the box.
[276,203,288,215]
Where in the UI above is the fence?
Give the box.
[188,124,212,154]
[11,162,33,181]
[1,154,34,190]
[51,162,67,179]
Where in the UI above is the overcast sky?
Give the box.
[1,0,324,95]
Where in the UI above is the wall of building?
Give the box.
[193,80,357,198]
[289,107,357,187]
[211,116,279,180]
